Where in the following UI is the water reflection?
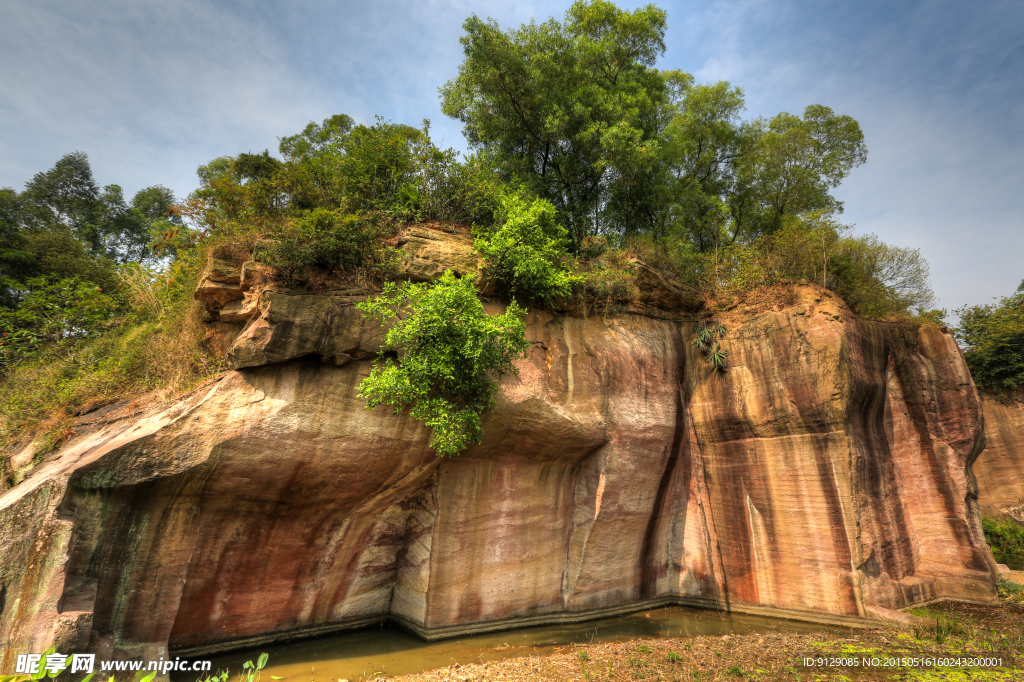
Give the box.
[175,606,838,682]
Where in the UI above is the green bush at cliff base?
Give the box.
[984,516,1024,570]
[356,270,529,457]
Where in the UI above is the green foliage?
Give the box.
[996,575,1024,604]
[0,248,218,456]
[259,208,398,283]
[240,653,269,682]
[356,271,529,457]
[333,118,428,215]
[1,153,179,313]
[279,114,355,160]
[578,250,639,312]
[955,293,1024,391]
[983,516,1024,570]
[693,319,728,372]
[0,276,120,368]
[579,235,609,259]
[667,213,935,318]
[442,0,671,246]
[12,152,174,263]
[442,1,866,251]
[726,105,867,242]
[474,192,583,306]
[415,149,504,226]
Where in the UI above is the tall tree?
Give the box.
[20,151,102,250]
[728,105,867,243]
[441,0,671,247]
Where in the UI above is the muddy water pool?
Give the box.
[173,606,841,682]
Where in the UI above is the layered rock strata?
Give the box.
[0,254,999,667]
[975,396,1024,523]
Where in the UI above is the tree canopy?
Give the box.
[441,1,867,251]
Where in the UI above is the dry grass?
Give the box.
[0,297,223,471]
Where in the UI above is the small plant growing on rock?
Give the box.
[693,320,729,373]
[357,270,529,457]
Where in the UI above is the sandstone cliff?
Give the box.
[0,232,999,666]
[975,396,1024,523]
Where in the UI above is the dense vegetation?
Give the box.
[1,0,945,463]
[983,516,1024,571]
[954,283,1024,395]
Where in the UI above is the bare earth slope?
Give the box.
[0,240,999,666]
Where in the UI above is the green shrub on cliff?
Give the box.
[356,271,529,457]
[258,209,399,283]
[984,516,1024,571]
[474,192,583,306]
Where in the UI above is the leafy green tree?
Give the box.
[0,276,119,368]
[19,152,102,248]
[955,291,1024,392]
[357,271,529,457]
[475,192,583,305]
[333,119,428,215]
[441,0,671,247]
[1,189,38,303]
[729,105,867,242]
[279,114,355,160]
[611,79,743,245]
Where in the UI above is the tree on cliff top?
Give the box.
[441,0,867,251]
[955,289,1024,393]
[441,0,672,248]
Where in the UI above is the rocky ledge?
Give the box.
[0,232,1000,668]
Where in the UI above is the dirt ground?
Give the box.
[378,590,1024,682]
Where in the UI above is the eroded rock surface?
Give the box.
[0,283,999,668]
[975,396,1024,523]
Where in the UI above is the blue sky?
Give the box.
[2,0,1022,317]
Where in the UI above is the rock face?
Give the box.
[975,396,1024,523]
[0,270,999,667]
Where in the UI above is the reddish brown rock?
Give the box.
[0,285,998,669]
[975,396,1024,523]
